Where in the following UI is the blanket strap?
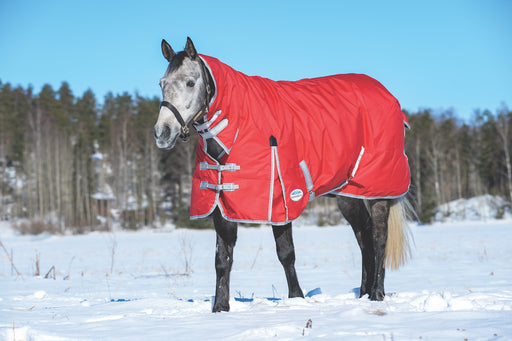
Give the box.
[299,160,315,202]
[200,181,239,191]
[200,162,240,171]
[326,146,366,195]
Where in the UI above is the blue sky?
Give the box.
[1,0,510,120]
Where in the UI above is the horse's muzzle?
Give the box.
[154,124,178,150]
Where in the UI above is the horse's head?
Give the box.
[154,37,210,149]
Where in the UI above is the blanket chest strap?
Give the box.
[200,181,239,191]
[199,162,240,172]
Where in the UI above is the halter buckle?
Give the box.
[179,125,191,141]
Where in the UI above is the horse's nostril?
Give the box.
[154,125,171,140]
[161,125,171,139]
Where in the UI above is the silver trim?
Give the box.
[189,189,409,224]
[309,191,315,201]
[351,146,365,178]
[326,179,350,195]
[194,109,222,132]
[326,146,365,195]
[200,118,228,139]
[326,191,409,200]
[190,202,295,226]
[274,146,288,220]
[268,146,276,221]
[199,56,217,107]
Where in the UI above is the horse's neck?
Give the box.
[195,58,224,162]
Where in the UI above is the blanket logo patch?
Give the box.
[290,189,303,201]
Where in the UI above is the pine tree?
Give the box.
[72,89,98,230]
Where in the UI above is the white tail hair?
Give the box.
[385,198,413,270]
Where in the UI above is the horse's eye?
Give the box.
[186,80,195,88]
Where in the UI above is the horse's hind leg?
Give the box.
[337,197,391,301]
[212,208,238,312]
[366,199,391,300]
[337,196,373,298]
[272,223,304,298]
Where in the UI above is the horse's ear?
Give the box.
[161,39,175,62]
[185,37,197,59]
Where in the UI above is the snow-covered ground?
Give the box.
[1,219,511,340]
[434,195,512,222]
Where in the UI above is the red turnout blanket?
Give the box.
[190,55,410,224]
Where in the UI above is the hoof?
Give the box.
[369,291,385,301]
[212,302,230,313]
[289,289,305,299]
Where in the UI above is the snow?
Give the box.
[434,194,512,222]
[90,192,116,201]
[1,219,511,340]
[91,152,104,161]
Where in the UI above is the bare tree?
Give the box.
[495,109,512,201]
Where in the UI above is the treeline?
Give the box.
[0,81,198,232]
[0,81,510,231]
[405,107,511,221]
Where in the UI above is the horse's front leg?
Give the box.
[212,208,238,312]
[272,223,304,298]
[337,197,391,300]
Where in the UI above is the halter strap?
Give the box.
[160,101,187,128]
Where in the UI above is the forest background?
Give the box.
[0,81,511,232]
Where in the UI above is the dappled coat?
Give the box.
[190,54,410,224]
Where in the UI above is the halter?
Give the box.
[159,59,213,142]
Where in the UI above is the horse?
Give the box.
[154,37,412,313]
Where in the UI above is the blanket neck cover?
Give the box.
[190,54,410,225]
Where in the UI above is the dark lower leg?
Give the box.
[368,200,390,301]
[272,224,304,298]
[212,208,237,312]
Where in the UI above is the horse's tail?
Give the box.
[385,197,413,270]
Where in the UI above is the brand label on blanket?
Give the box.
[290,189,303,201]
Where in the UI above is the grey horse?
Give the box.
[154,38,412,312]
